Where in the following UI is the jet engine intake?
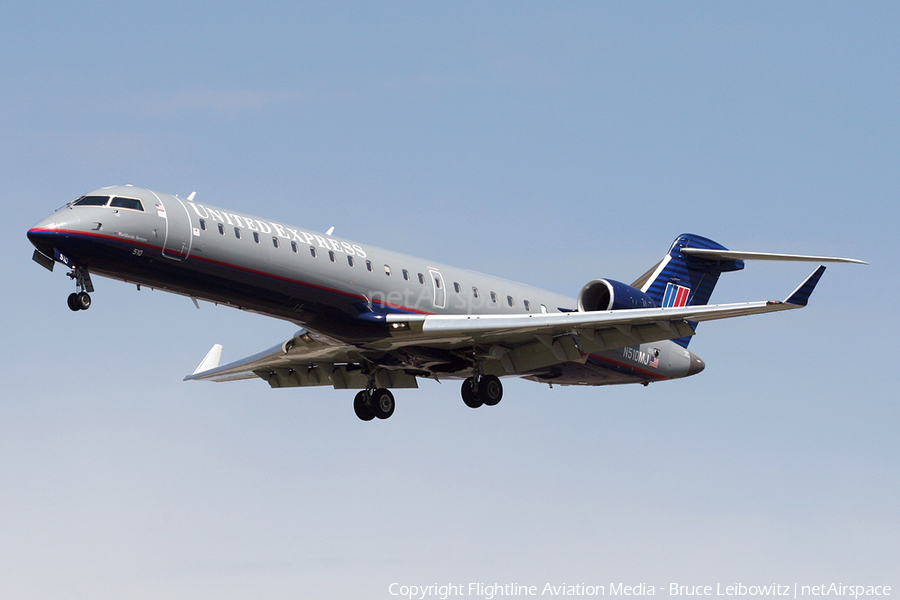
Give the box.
[577,279,657,312]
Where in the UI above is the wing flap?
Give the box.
[252,365,418,389]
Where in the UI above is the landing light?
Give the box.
[390,322,410,331]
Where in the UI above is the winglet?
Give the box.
[193,344,223,375]
[784,265,827,306]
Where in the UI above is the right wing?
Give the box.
[187,266,827,388]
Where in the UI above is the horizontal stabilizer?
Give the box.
[683,248,867,264]
[784,265,826,306]
[193,344,223,375]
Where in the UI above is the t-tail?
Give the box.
[631,233,868,348]
[631,234,741,347]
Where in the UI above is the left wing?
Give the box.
[187,266,826,387]
[183,328,419,389]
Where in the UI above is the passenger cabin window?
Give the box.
[490,291,498,303]
[253,232,260,243]
[272,237,279,248]
[384,265,392,276]
[73,195,109,207]
[472,287,479,299]
[291,241,298,253]
[507,295,514,307]
[218,223,225,235]
[310,247,317,258]
[110,196,144,211]
[402,269,410,281]
[329,250,336,262]
[418,273,425,284]
[199,219,207,231]
[524,300,531,312]
[454,282,461,293]
[234,227,241,239]
[435,277,442,289]
[347,256,354,267]
[366,260,373,272]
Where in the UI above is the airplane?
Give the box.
[27,185,865,421]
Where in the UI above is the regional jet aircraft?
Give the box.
[27,186,865,421]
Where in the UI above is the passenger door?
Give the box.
[160,195,193,260]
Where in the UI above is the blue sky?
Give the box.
[2,2,897,598]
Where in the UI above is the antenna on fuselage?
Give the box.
[326,226,335,236]
[186,192,197,202]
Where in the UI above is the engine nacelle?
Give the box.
[577,279,657,312]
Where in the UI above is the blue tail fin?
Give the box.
[636,234,744,347]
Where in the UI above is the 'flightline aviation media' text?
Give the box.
[388,582,892,600]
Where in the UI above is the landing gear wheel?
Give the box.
[461,377,483,408]
[371,388,395,420]
[75,291,92,310]
[479,375,503,406]
[353,391,375,421]
[67,293,81,311]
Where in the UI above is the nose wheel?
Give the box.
[67,291,92,311]
[66,267,94,311]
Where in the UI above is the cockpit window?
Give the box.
[109,196,144,211]
[73,195,110,207]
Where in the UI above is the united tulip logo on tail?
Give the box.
[662,282,691,308]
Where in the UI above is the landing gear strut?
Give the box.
[66,267,94,311]
[460,374,503,409]
[353,388,395,421]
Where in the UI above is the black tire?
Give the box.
[480,375,503,406]
[76,291,92,310]
[372,388,395,419]
[461,377,483,408]
[353,391,375,421]
[67,293,81,311]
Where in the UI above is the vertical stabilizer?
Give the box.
[639,234,744,347]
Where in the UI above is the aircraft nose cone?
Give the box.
[28,211,77,257]
[28,216,59,255]
[687,352,706,376]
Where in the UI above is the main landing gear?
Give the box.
[461,374,503,409]
[66,266,94,311]
[351,373,504,421]
[353,388,395,421]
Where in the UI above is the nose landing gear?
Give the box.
[66,267,94,311]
